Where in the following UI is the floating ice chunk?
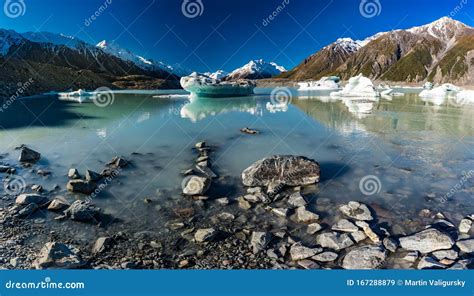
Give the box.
[180,72,255,98]
[298,76,341,91]
[419,83,460,98]
[330,74,380,97]
[455,90,474,105]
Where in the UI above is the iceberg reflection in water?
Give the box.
[179,96,263,122]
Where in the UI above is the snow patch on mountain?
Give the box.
[228,59,286,79]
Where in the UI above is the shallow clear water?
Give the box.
[1,91,473,240]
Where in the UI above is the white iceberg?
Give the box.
[419,83,460,98]
[423,82,433,90]
[297,76,340,91]
[180,72,255,98]
[330,74,380,98]
[455,90,474,105]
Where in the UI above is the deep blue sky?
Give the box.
[1,0,473,72]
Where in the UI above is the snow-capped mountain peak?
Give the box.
[331,38,362,53]
[96,40,177,75]
[407,16,469,42]
[227,59,286,80]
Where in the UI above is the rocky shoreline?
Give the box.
[0,143,473,270]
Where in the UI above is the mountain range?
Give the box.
[281,17,474,85]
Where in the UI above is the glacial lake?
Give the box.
[1,90,473,244]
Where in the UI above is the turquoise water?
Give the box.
[0,91,473,239]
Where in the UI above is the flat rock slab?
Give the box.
[339,201,373,221]
[15,193,48,205]
[342,245,387,269]
[399,228,454,253]
[242,155,320,190]
[34,242,84,269]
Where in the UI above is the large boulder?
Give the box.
[15,193,48,205]
[34,242,85,269]
[241,155,320,191]
[66,180,97,195]
[342,245,387,269]
[399,228,455,253]
[18,146,41,163]
[65,200,101,222]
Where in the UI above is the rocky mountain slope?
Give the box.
[0,30,180,98]
[282,17,474,84]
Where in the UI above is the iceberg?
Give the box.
[455,90,474,105]
[297,76,340,91]
[423,82,433,90]
[330,74,380,97]
[180,72,255,98]
[419,83,460,98]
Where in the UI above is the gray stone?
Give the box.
[399,228,455,253]
[383,237,399,252]
[250,231,272,253]
[332,219,359,232]
[342,245,387,269]
[194,228,217,243]
[17,203,38,217]
[92,237,112,254]
[15,193,48,205]
[339,201,373,221]
[431,249,458,261]
[47,198,70,211]
[68,168,81,179]
[401,251,419,263]
[292,206,319,223]
[355,221,380,243]
[195,142,206,149]
[34,242,84,269]
[241,155,320,189]
[306,223,323,234]
[350,230,367,243]
[213,212,235,222]
[182,175,210,196]
[456,239,474,253]
[67,179,97,195]
[459,218,472,234]
[238,196,252,210]
[19,146,41,163]
[65,200,101,222]
[107,156,128,168]
[194,165,217,179]
[315,232,354,251]
[271,207,289,217]
[311,251,338,262]
[290,243,322,261]
[449,259,473,270]
[215,197,229,206]
[417,256,446,269]
[287,192,307,208]
[297,259,320,269]
[85,170,102,182]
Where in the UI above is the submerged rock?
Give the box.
[292,206,319,223]
[194,228,217,243]
[316,232,354,251]
[34,242,84,269]
[240,127,259,135]
[287,192,307,208]
[289,243,322,261]
[399,228,454,253]
[65,200,101,222]
[15,193,48,205]
[18,146,41,163]
[17,203,38,217]
[241,155,320,191]
[66,180,97,195]
[343,245,386,269]
[68,168,81,179]
[107,156,128,168]
[339,201,373,221]
[85,170,102,182]
[182,175,211,196]
[250,231,272,253]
